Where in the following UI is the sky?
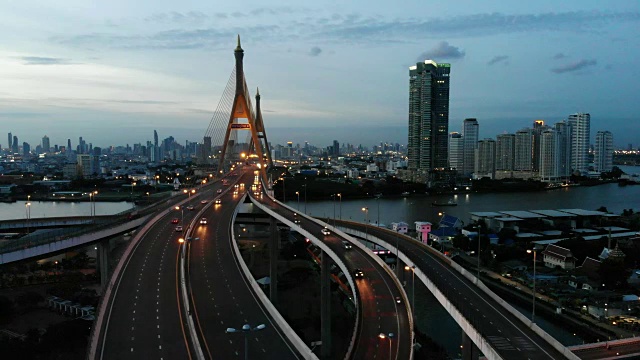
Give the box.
[1,0,639,149]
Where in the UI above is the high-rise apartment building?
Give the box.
[408,60,450,175]
[496,133,515,171]
[554,121,572,178]
[539,129,560,182]
[448,132,463,171]
[22,142,30,156]
[42,135,50,153]
[568,113,590,174]
[532,120,548,172]
[462,118,479,177]
[514,128,534,171]
[594,131,613,173]
[475,139,496,179]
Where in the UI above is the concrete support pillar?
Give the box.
[269,217,281,304]
[97,239,110,289]
[320,250,332,358]
[461,332,479,360]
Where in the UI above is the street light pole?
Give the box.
[295,191,300,211]
[304,178,307,214]
[378,332,394,360]
[362,207,369,241]
[404,265,416,316]
[25,201,31,235]
[527,247,538,323]
[338,193,342,220]
[332,194,336,227]
[226,323,266,360]
[175,206,184,231]
[377,196,380,226]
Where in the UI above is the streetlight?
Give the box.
[473,223,482,281]
[527,247,539,323]
[378,332,394,360]
[332,194,336,227]
[178,237,185,244]
[175,206,184,230]
[25,201,31,235]
[295,191,300,211]
[362,207,369,241]
[404,265,416,316]
[337,193,342,220]
[131,181,136,201]
[226,323,266,360]
[304,178,307,214]
[376,196,380,226]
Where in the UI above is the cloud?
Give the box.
[309,46,322,56]
[19,56,72,65]
[417,41,465,61]
[487,55,509,65]
[551,59,597,73]
[553,53,566,60]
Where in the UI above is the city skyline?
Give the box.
[1,1,639,147]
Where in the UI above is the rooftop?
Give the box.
[499,210,547,219]
[529,209,576,218]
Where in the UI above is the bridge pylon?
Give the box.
[218,35,270,186]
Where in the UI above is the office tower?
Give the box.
[568,113,590,174]
[448,132,463,171]
[532,120,548,172]
[42,135,50,153]
[23,142,30,156]
[12,136,19,153]
[462,118,479,177]
[408,60,450,174]
[154,130,159,148]
[203,136,212,162]
[7,132,11,151]
[67,139,72,150]
[514,128,533,171]
[554,121,572,178]
[594,131,613,173]
[496,133,515,171]
[333,140,340,157]
[474,139,496,178]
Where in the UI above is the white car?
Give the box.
[199,218,207,225]
[175,226,183,232]
[321,228,330,236]
[217,189,222,194]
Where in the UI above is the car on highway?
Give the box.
[353,268,364,278]
[395,296,402,304]
[199,218,207,225]
[171,218,179,224]
[215,199,222,204]
[321,228,330,236]
[343,241,352,250]
[217,189,222,194]
[234,184,239,188]
[200,200,208,204]
[233,191,238,196]
[175,226,183,232]
[186,205,195,210]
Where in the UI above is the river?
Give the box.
[286,166,640,356]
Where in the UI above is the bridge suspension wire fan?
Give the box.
[204,67,238,160]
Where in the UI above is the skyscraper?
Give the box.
[408,60,450,175]
[554,121,572,179]
[12,136,18,153]
[475,139,496,179]
[42,135,50,153]
[568,113,590,174]
[7,132,12,151]
[532,120,548,172]
[539,129,560,182]
[447,132,463,171]
[514,128,534,171]
[462,118,479,177]
[154,130,159,148]
[594,131,613,173]
[496,133,515,171]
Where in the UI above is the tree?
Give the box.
[451,234,470,251]
[599,259,629,290]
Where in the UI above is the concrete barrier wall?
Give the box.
[234,194,319,359]
[88,196,193,360]
[0,216,147,265]
[339,227,499,360]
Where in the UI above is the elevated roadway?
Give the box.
[335,220,577,360]
[253,191,413,359]
[186,169,303,359]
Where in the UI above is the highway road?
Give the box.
[256,192,412,359]
[338,220,572,360]
[97,191,211,359]
[187,168,301,359]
